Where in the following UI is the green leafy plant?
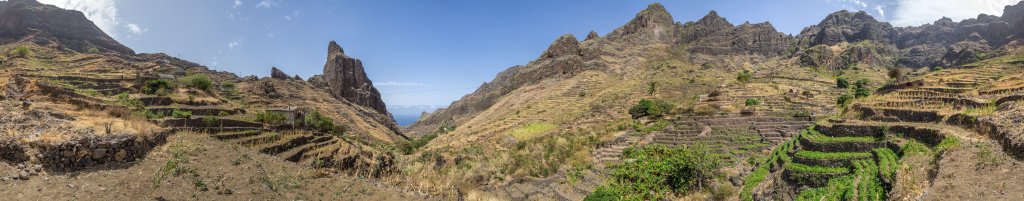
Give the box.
[629,99,675,119]
[589,144,723,200]
[836,93,854,108]
[179,74,213,91]
[87,47,100,53]
[737,70,752,82]
[203,116,218,127]
[303,110,346,136]
[745,98,761,107]
[836,77,849,88]
[9,46,30,58]
[143,79,175,96]
[256,111,287,125]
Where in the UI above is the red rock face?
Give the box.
[321,41,388,115]
[0,0,134,54]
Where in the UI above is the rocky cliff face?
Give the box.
[800,10,897,46]
[315,41,389,116]
[608,3,678,44]
[0,0,134,54]
[682,11,794,57]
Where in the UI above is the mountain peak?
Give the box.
[328,41,344,55]
[696,10,733,29]
[609,3,676,42]
[541,34,581,58]
[0,0,134,54]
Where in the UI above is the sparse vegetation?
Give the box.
[737,70,752,82]
[588,144,723,200]
[179,74,213,91]
[646,81,658,95]
[87,47,100,53]
[256,111,287,125]
[837,93,854,108]
[510,123,556,141]
[9,46,30,58]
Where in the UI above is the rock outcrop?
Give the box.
[800,10,897,46]
[585,31,600,41]
[318,41,388,115]
[0,0,134,54]
[682,11,794,57]
[270,67,292,80]
[608,3,678,43]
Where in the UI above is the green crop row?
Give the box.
[794,150,872,160]
[873,148,899,181]
[852,159,886,201]
[784,162,850,174]
[741,137,797,201]
[801,129,877,143]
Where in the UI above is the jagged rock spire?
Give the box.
[319,41,388,115]
[541,34,581,58]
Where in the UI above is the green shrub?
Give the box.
[303,110,346,136]
[836,93,854,108]
[171,109,192,119]
[737,70,752,82]
[87,47,100,53]
[115,92,144,110]
[179,74,213,91]
[9,46,29,58]
[584,186,619,201]
[590,144,723,200]
[143,79,175,95]
[203,116,218,126]
[629,99,674,119]
[836,77,849,88]
[745,98,761,107]
[256,111,287,125]
[646,81,658,95]
[854,79,868,89]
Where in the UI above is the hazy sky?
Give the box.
[31,0,1023,121]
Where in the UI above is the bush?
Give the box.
[589,144,723,200]
[203,116,218,126]
[854,87,871,98]
[745,98,761,107]
[180,74,213,91]
[143,79,175,95]
[584,186,619,201]
[87,47,100,53]
[736,70,752,82]
[854,79,868,89]
[629,99,675,119]
[837,93,854,108]
[396,133,438,155]
[171,109,192,119]
[303,110,346,136]
[9,46,29,58]
[836,77,849,88]
[256,111,287,125]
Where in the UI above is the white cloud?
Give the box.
[843,0,868,8]
[233,0,243,8]
[891,0,1020,26]
[124,23,147,35]
[255,0,276,8]
[227,37,244,51]
[875,5,886,18]
[37,0,120,36]
[377,82,430,87]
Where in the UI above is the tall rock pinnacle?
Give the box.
[320,41,388,115]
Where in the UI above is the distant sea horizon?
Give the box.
[393,114,419,126]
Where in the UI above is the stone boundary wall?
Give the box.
[29,130,173,172]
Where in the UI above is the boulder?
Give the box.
[270,67,292,80]
[584,31,599,41]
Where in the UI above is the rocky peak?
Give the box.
[541,34,581,58]
[609,3,676,42]
[806,10,895,46]
[318,41,388,115]
[585,31,599,41]
[270,67,292,80]
[696,11,733,30]
[1002,1,1024,24]
[0,0,134,54]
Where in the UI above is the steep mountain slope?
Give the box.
[0,0,133,54]
[0,1,412,199]
[403,2,1024,200]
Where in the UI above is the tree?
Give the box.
[629,99,675,119]
[836,77,849,88]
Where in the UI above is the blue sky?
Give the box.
[33,0,1023,124]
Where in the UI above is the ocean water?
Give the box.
[393,114,419,126]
